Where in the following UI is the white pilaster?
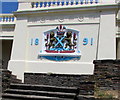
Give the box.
[8,17,28,80]
[97,11,116,59]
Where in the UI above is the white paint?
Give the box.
[97,11,116,59]
[17,0,116,11]
[8,60,26,80]
[8,3,117,81]
[38,53,81,57]
[10,17,28,60]
[25,61,94,75]
[27,23,99,62]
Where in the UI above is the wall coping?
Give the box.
[24,72,94,77]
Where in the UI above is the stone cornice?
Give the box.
[14,4,118,16]
[0,14,14,17]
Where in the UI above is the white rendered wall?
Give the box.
[97,11,116,59]
[9,17,28,79]
[25,23,99,74]
[8,6,117,80]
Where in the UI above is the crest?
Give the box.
[39,25,81,61]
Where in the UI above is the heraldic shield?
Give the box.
[39,25,81,61]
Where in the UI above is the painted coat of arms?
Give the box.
[39,25,81,61]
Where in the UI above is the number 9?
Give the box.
[83,38,88,45]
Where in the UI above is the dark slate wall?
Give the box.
[24,73,95,95]
[1,69,22,92]
[24,60,120,98]
[1,69,12,92]
[93,60,120,91]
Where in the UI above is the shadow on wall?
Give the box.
[2,40,13,69]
